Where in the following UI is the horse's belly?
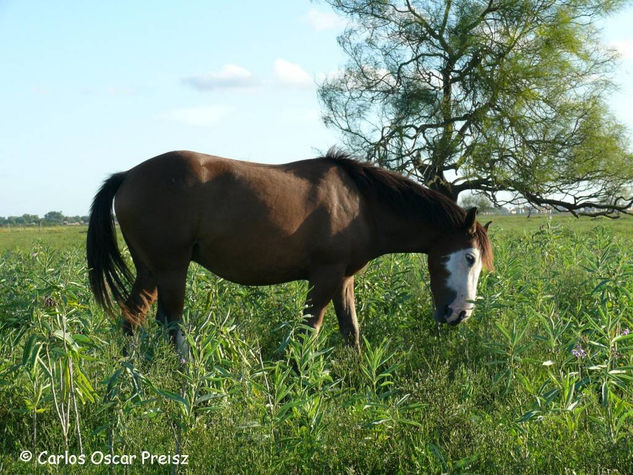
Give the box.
[192,240,310,285]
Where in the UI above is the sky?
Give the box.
[1,0,632,217]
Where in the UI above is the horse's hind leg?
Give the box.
[154,267,189,358]
[121,262,157,336]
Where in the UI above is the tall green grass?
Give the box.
[0,217,632,473]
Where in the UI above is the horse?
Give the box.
[86,149,493,355]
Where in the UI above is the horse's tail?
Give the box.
[86,172,132,314]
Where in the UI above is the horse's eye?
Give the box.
[465,254,475,266]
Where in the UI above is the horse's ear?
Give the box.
[483,220,492,232]
[464,207,477,234]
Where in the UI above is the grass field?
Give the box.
[1,216,632,473]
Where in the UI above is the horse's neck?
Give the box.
[369,204,441,256]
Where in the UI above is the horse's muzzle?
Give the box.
[434,305,468,325]
[433,304,451,323]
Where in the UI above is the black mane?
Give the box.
[322,149,466,230]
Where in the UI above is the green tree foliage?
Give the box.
[43,211,64,225]
[459,192,494,212]
[319,0,633,215]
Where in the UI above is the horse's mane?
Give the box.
[322,149,493,270]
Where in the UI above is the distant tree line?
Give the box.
[0,211,89,227]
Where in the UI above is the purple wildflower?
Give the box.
[622,328,630,336]
[572,344,587,359]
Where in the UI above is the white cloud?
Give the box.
[273,59,313,88]
[305,8,346,31]
[182,64,259,91]
[316,68,347,84]
[157,105,234,127]
[609,41,633,60]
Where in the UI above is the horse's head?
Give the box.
[427,207,493,325]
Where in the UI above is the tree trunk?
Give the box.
[421,167,459,202]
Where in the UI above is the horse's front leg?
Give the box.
[332,276,360,352]
[302,267,342,334]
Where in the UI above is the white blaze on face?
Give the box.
[444,247,482,323]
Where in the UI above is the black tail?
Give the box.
[87,172,132,313]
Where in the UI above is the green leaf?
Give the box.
[154,388,190,412]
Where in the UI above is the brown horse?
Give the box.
[87,150,493,354]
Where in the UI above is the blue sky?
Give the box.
[1,1,632,216]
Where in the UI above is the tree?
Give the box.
[459,192,494,213]
[44,211,64,225]
[21,214,40,225]
[318,0,633,216]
